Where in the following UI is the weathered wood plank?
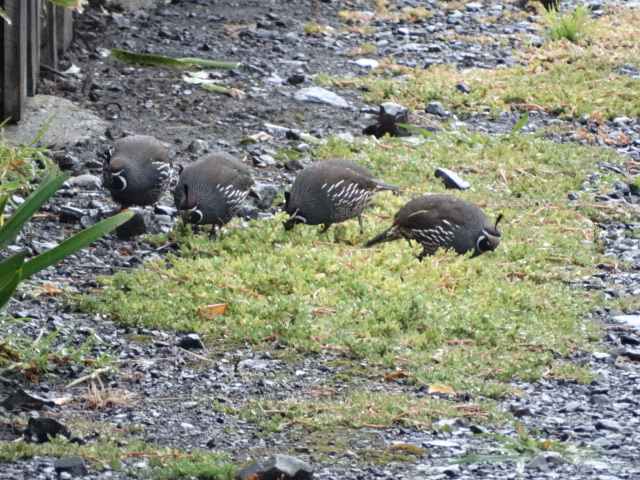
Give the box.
[26,0,40,96]
[56,3,73,53]
[0,0,28,122]
[41,1,58,69]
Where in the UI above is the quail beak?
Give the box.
[282,219,294,231]
[179,209,191,224]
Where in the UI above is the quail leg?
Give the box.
[358,214,364,234]
[319,223,331,234]
[209,225,218,239]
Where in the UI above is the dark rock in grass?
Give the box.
[54,456,88,476]
[455,83,471,94]
[363,102,411,138]
[115,210,163,240]
[245,184,278,209]
[596,419,622,432]
[0,389,55,412]
[236,205,260,221]
[287,74,305,85]
[235,454,313,480]
[26,417,70,443]
[434,168,470,190]
[58,205,84,223]
[178,334,204,350]
[284,160,304,171]
[426,101,448,117]
[621,348,640,361]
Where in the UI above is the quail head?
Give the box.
[103,135,172,209]
[283,158,399,234]
[174,152,254,236]
[365,194,503,259]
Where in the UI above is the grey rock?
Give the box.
[296,143,310,153]
[455,83,471,94]
[622,348,640,361]
[58,205,84,223]
[294,87,349,109]
[66,174,102,190]
[254,155,277,167]
[235,454,313,480]
[3,95,107,146]
[426,102,447,117]
[178,334,204,350]
[363,102,411,138]
[54,456,88,477]
[434,168,470,190]
[561,401,583,412]
[590,394,610,405]
[613,315,640,329]
[596,419,622,432]
[246,184,278,209]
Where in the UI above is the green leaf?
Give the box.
[20,211,134,279]
[0,6,12,24]
[179,58,240,69]
[0,250,26,309]
[110,49,239,70]
[0,169,69,249]
[111,49,190,68]
[200,84,230,94]
[46,0,81,6]
[510,111,529,136]
[0,195,8,226]
[396,123,442,142]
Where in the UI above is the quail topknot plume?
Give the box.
[174,152,254,236]
[364,194,503,259]
[103,135,172,209]
[283,158,399,234]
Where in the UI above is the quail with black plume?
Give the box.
[283,158,399,234]
[365,194,503,259]
[103,135,172,209]
[174,152,254,236]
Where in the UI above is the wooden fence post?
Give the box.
[0,1,74,123]
[0,0,28,122]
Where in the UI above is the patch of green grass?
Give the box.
[339,54,640,120]
[0,130,53,196]
[0,418,235,479]
[542,3,599,43]
[235,390,508,430]
[331,10,640,120]
[76,131,626,417]
[0,317,116,377]
[455,422,595,468]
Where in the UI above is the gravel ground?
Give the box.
[1,0,640,478]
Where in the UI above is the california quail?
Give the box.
[103,135,172,209]
[174,152,254,236]
[365,194,503,259]
[283,158,399,234]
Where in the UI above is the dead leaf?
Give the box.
[199,303,228,316]
[53,397,74,406]
[250,131,272,142]
[228,87,245,99]
[428,383,457,396]
[43,284,63,296]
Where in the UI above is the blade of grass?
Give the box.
[179,58,239,69]
[0,251,26,308]
[0,195,8,226]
